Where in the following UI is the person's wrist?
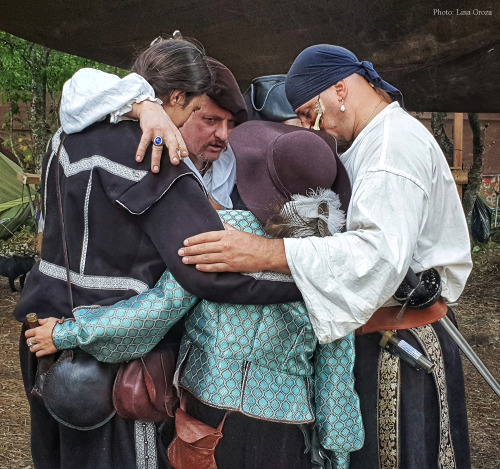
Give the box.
[130,99,162,120]
[52,319,78,350]
[264,239,290,274]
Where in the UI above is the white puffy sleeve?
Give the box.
[284,170,428,343]
[59,68,162,134]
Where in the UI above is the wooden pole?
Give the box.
[453,113,464,198]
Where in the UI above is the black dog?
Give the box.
[0,256,36,292]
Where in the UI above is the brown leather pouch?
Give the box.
[113,339,180,421]
[167,397,228,469]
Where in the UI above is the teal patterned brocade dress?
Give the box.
[53,210,364,468]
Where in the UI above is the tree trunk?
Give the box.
[29,45,51,173]
[8,109,26,170]
[462,113,487,234]
[430,112,454,166]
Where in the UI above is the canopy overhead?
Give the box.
[1,0,499,112]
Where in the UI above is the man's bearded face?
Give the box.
[295,90,354,153]
[180,97,235,166]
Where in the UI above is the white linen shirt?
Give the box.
[59,68,234,208]
[284,102,472,343]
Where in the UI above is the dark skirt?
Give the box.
[183,391,313,469]
[19,326,172,469]
[350,310,471,469]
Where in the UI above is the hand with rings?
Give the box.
[129,100,188,173]
[25,317,61,356]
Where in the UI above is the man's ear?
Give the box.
[168,90,187,107]
[333,80,347,100]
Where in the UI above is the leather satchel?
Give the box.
[113,338,180,422]
[167,402,228,469]
[244,74,297,122]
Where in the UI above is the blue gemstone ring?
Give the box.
[153,136,163,146]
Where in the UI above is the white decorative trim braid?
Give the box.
[135,421,158,469]
[39,260,149,294]
[243,271,294,282]
[43,128,64,221]
[59,142,148,181]
[80,171,92,274]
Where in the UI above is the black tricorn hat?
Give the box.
[229,121,351,224]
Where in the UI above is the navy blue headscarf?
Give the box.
[285,44,404,110]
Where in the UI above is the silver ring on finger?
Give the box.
[28,338,34,348]
[176,148,182,159]
[153,136,163,146]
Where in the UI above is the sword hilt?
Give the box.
[394,267,442,320]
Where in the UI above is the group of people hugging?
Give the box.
[16,34,473,469]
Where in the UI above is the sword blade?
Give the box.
[439,315,500,398]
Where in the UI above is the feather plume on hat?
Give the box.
[264,188,345,239]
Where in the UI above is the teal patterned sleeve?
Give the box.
[313,332,364,461]
[52,270,199,362]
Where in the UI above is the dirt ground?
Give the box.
[0,244,499,469]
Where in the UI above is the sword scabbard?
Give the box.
[438,315,500,398]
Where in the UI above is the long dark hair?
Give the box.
[132,38,212,105]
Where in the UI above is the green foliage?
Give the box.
[0,31,127,98]
[0,31,128,171]
[46,47,126,93]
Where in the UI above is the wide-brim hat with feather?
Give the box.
[229,120,351,225]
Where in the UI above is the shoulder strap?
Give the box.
[54,133,73,309]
